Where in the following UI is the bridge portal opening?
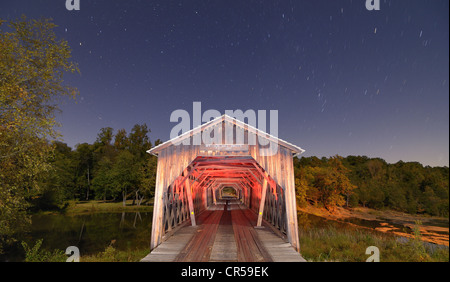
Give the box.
[221,187,238,199]
[156,156,288,244]
[147,115,304,254]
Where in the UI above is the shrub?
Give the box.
[21,239,66,262]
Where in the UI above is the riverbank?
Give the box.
[298,222,449,262]
[36,200,154,215]
[8,201,447,262]
[298,205,449,246]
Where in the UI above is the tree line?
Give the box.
[294,155,449,217]
[35,125,161,210]
[39,140,450,219]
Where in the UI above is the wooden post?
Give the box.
[212,183,217,205]
[256,178,268,227]
[203,183,208,210]
[247,182,251,208]
[185,177,196,226]
[150,154,165,250]
[284,154,300,252]
[204,179,214,208]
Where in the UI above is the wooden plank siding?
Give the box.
[148,115,304,254]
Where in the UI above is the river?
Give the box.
[1,209,447,261]
[1,212,153,262]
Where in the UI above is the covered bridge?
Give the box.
[143,114,306,262]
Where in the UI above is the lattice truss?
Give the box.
[161,156,288,234]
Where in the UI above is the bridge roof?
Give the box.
[147,114,305,157]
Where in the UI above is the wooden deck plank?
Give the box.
[254,226,306,262]
[142,203,306,262]
[141,225,199,262]
[210,202,238,262]
[231,208,273,262]
[174,209,223,262]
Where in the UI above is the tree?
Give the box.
[128,124,151,160]
[74,143,94,200]
[87,124,157,204]
[91,156,115,201]
[154,139,163,147]
[96,127,114,147]
[301,155,356,211]
[137,154,157,205]
[110,151,140,206]
[0,16,78,250]
[114,129,128,151]
[294,163,314,207]
[36,141,77,209]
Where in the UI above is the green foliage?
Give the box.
[101,245,118,261]
[21,239,66,262]
[294,155,356,211]
[80,242,150,262]
[0,16,78,250]
[92,156,116,200]
[73,143,94,200]
[295,155,449,216]
[25,123,158,207]
[32,142,77,211]
[111,150,140,203]
[128,124,152,160]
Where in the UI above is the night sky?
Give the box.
[1,0,448,167]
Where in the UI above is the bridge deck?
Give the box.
[141,200,306,262]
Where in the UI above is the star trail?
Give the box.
[0,0,448,166]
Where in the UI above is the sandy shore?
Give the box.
[298,205,449,246]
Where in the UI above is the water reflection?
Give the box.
[3,212,153,262]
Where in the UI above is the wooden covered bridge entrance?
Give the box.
[141,115,306,262]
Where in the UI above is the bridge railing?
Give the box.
[162,184,189,233]
[162,178,287,236]
[262,183,287,234]
[162,179,207,233]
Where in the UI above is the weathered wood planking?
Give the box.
[143,204,306,262]
[142,225,199,262]
[231,208,273,262]
[174,210,223,262]
[148,115,304,253]
[254,227,306,262]
[209,201,238,262]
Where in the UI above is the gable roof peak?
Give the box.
[147,113,305,156]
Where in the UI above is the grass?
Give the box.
[21,239,67,262]
[61,199,153,214]
[21,239,150,262]
[299,224,449,262]
[80,244,150,262]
